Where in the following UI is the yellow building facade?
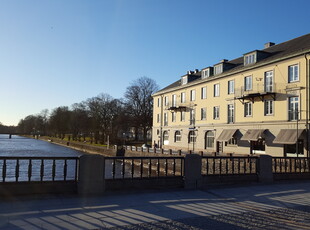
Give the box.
[152,34,310,157]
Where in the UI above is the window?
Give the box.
[163,131,169,145]
[201,108,207,120]
[265,71,273,92]
[213,106,220,119]
[181,111,185,121]
[202,69,210,78]
[228,80,234,94]
[175,131,181,142]
[190,109,195,125]
[157,114,160,123]
[172,94,177,107]
[201,87,207,99]
[289,96,299,121]
[244,53,256,65]
[190,90,196,101]
[244,102,252,117]
[181,92,186,103]
[264,100,273,115]
[226,137,237,146]
[157,97,161,107]
[227,104,234,123]
[188,131,196,143]
[288,64,299,83]
[181,76,188,85]
[164,96,169,106]
[214,84,220,97]
[244,76,252,91]
[164,113,168,126]
[285,140,304,155]
[171,112,176,122]
[214,64,223,75]
[205,131,214,149]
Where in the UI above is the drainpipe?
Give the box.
[160,95,164,148]
[305,53,310,158]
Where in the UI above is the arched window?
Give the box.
[188,131,196,143]
[205,131,214,149]
[175,131,181,142]
[163,131,169,145]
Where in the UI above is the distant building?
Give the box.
[152,33,310,157]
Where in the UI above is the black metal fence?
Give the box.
[202,156,258,175]
[0,157,79,182]
[104,156,184,179]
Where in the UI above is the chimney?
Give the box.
[220,59,228,63]
[264,42,275,49]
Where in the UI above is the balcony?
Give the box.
[166,101,191,112]
[234,83,284,103]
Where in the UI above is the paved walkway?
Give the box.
[0,181,309,229]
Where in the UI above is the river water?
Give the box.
[0,135,129,180]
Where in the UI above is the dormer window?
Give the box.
[214,64,223,75]
[244,53,256,65]
[181,76,188,85]
[202,69,210,79]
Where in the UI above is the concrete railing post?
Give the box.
[257,155,273,183]
[184,154,202,189]
[78,154,105,195]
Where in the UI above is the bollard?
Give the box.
[78,154,105,195]
[184,154,202,189]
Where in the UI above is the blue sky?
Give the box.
[0,0,309,126]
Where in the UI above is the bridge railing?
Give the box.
[104,156,184,179]
[0,156,79,182]
[272,157,310,173]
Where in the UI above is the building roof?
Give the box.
[154,33,310,96]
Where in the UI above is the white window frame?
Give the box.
[190,90,196,101]
[214,64,223,75]
[228,80,234,94]
[244,53,256,65]
[181,92,186,103]
[289,96,299,121]
[171,112,176,122]
[175,131,181,142]
[244,76,252,91]
[181,76,188,85]
[181,111,185,122]
[205,131,215,149]
[264,71,274,92]
[164,96,169,106]
[288,64,299,83]
[213,106,220,119]
[157,97,161,107]
[190,109,195,125]
[202,69,210,79]
[201,87,207,99]
[188,131,196,143]
[172,94,177,107]
[264,100,274,116]
[164,113,168,126]
[201,108,207,120]
[244,102,252,117]
[214,84,220,97]
[227,104,234,123]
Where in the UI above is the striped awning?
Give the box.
[273,129,305,144]
[217,129,238,141]
[241,129,266,141]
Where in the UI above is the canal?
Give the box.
[0,134,132,180]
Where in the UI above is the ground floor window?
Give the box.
[163,131,169,145]
[205,131,214,149]
[226,137,237,146]
[188,131,196,143]
[251,139,265,154]
[175,131,181,142]
[285,140,304,156]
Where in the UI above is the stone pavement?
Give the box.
[0,181,309,229]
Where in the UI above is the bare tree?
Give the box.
[125,77,159,143]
